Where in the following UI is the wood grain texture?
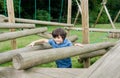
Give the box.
[0,67,87,78]
[13,42,114,70]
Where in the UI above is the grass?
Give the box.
[0,23,120,68]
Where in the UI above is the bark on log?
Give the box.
[0,27,47,42]
[13,42,115,70]
[0,23,35,29]
[0,35,78,64]
[0,67,86,78]
[0,14,74,27]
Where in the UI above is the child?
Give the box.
[28,28,83,68]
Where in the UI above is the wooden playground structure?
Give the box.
[0,0,120,78]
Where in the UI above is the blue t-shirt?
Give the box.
[48,39,72,68]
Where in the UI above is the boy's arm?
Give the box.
[74,43,84,47]
[28,39,48,47]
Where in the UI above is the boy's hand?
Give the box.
[27,42,35,47]
[74,43,84,47]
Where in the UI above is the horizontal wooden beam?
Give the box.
[78,49,107,62]
[0,23,35,29]
[0,27,47,42]
[0,14,74,27]
[13,42,115,70]
[65,27,120,33]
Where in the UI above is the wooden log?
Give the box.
[108,32,120,38]
[65,27,120,33]
[113,10,120,23]
[0,23,35,29]
[0,27,47,42]
[12,42,115,70]
[37,32,52,39]
[0,15,6,23]
[14,18,74,27]
[78,49,107,62]
[0,35,78,64]
[79,40,120,78]
[0,67,86,78]
[0,14,74,27]
[79,49,106,59]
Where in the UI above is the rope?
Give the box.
[59,0,64,22]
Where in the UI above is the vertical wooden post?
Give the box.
[67,0,72,35]
[81,0,90,68]
[67,0,72,24]
[6,0,17,49]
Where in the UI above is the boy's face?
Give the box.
[53,35,63,44]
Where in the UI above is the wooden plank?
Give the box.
[0,67,87,78]
[0,35,78,64]
[0,23,35,29]
[0,27,47,42]
[12,42,115,70]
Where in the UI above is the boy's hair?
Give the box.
[52,28,67,40]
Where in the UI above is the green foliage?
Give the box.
[98,11,109,24]
[0,0,120,23]
[35,10,52,21]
